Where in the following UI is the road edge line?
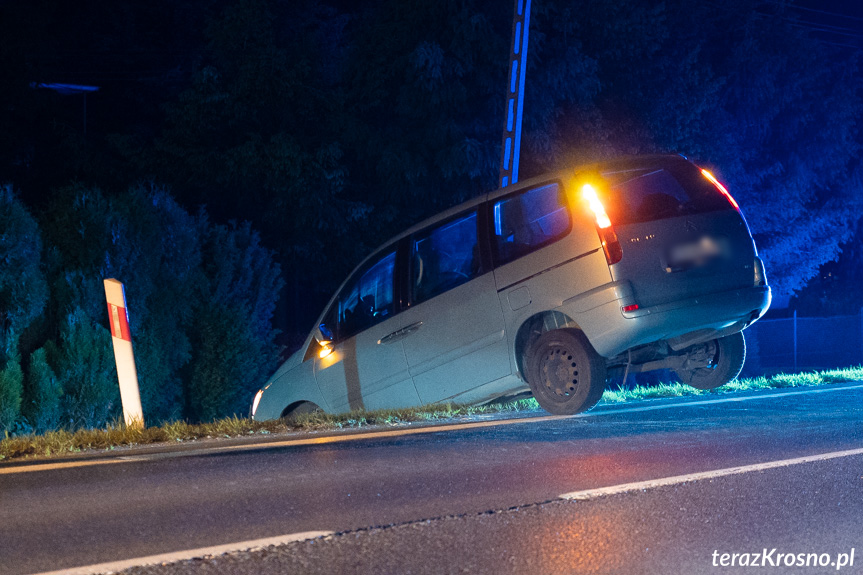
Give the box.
[591,383,863,417]
[29,530,334,575]
[559,447,863,500]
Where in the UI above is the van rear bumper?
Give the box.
[567,283,771,358]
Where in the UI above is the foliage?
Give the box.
[0,186,48,431]
[185,304,261,421]
[126,186,200,422]
[21,347,62,434]
[698,4,862,296]
[794,219,863,315]
[0,178,284,433]
[0,359,24,432]
[40,183,191,423]
[152,0,371,302]
[55,307,120,429]
[36,181,284,426]
[185,219,283,421]
[345,0,506,211]
[0,186,48,344]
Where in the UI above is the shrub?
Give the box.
[0,184,48,431]
[56,308,120,429]
[0,186,48,336]
[42,183,202,424]
[108,184,201,422]
[25,182,284,430]
[184,219,282,422]
[185,304,261,421]
[22,347,62,433]
[0,359,23,432]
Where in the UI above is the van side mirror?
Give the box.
[314,323,336,360]
[315,323,334,344]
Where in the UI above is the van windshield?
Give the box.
[599,160,732,225]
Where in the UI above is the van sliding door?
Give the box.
[397,210,511,404]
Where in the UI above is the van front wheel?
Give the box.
[675,332,746,390]
[527,329,606,415]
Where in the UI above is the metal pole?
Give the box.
[499,0,531,188]
[793,309,798,372]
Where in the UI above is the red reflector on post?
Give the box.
[622,304,639,313]
[107,302,132,342]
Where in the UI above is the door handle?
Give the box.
[401,321,423,335]
[378,321,424,345]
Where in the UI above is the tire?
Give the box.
[675,331,746,390]
[526,329,607,415]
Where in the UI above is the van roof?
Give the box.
[371,154,688,257]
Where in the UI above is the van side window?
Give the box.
[411,211,481,305]
[336,250,396,340]
[492,182,570,266]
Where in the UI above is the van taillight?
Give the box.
[600,227,623,265]
[701,169,740,211]
[582,183,623,265]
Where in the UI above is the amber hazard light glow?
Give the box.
[319,342,334,359]
[582,183,612,228]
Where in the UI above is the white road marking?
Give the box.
[30,531,334,575]
[559,447,863,500]
[3,383,862,476]
[588,383,863,417]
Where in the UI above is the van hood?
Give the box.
[267,337,311,384]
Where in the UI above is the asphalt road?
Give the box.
[2,383,862,575]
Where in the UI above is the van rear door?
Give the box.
[594,157,755,308]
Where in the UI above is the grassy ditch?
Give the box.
[2,366,861,462]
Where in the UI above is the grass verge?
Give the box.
[2,366,861,462]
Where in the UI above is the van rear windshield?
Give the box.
[598,160,732,225]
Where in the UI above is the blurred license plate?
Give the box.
[668,236,729,268]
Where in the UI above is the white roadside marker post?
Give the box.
[103,278,144,429]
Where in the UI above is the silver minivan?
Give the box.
[251,155,771,419]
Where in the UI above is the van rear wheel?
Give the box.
[675,332,746,390]
[527,329,606,415]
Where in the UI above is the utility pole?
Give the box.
[499,0,532,188]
